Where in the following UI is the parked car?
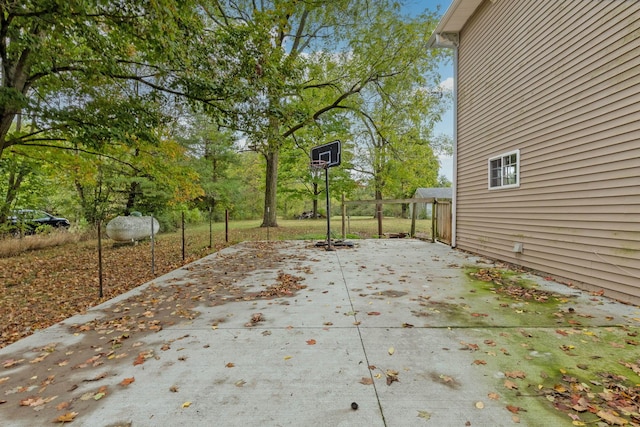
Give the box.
[9,209,71,234]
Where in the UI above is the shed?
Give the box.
[429,0,640,304]
[412,187,452,218]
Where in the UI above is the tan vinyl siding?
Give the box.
[455,0,640,304]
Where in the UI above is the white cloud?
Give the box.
[439,77,454,92]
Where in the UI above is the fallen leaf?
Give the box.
[93,392,105,400]
[182,401,191,408]
[56,401,70,411]
[597,410,628,425]
[283,355,292,361]
[388,347,395,355]
[170,385,179,392]
[473,359,487,365]
[385,370,399,385]
[402,323,414,328]
[359,377,373,385]
[417,410,431,420]
[367,312,381,316]
[306,339,316,345]
[119,377,135,386]
[506,405,522,414]
[225,362,235,368]
[54,412,78,423]
[505,370,526,379]
[488,392,500,400]
[504,380,518,390]
[475,401,485,409]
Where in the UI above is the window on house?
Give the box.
[488,150,520,189]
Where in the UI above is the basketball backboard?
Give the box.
[311,140,341,168]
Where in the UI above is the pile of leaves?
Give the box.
[256,272,307,298]
[539,363,640,425]
[469,268,561,302]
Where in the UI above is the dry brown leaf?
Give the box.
[359,377,373,385]
[306,339,316,345]
[505,370,526,379]
[596,410,628,425]
[54,412,78,423]
[119,377,135,386]
[504,380,518,390]
[506,405,522,414]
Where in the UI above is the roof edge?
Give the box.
[428,0,484,47]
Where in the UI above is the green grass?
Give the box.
[184,216,433,242]
[0,216,434,259]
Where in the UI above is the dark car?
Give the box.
[9,209,71,234]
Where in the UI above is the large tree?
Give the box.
[0,0,203,219]
[184,0,445,227]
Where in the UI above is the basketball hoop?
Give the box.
[309,159,328,179]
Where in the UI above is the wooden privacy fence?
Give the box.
[434,199,452,245]
[340,196,453,244]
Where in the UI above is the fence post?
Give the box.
[181,211,185,262]
[341,193,346,239]
[225,209,229,243]
[151,214,155,275]
[410,202,417,237]
[377,202,383,238]
[431,200,436,243]
[97,221,103,298]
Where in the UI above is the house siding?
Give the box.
[455,0,640,303]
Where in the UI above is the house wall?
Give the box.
[455,0,640,304]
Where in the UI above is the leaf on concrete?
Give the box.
[359,377,373,385]
[506,405,523,414]
[119,377,135,386]
[596,410,628,425]
[181,401,191,408]
[504,380,518,390]
[386,370,399,385]
[306,339,316,345]
[417,410,431,420]
[388,347,395,355]
[54,412,78,423]
[473,359,487,365]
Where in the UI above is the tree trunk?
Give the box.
[312,182,319,217]
[261,150,279,227]
[124,181,140,215]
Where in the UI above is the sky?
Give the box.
[403,0,455,181]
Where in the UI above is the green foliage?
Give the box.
[0,0,452,231]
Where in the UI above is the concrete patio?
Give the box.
[1,240,639,426]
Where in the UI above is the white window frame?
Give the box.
[488,149,520,190]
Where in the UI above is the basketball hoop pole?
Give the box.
[324,165,334,251]
[310,140,341,251]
